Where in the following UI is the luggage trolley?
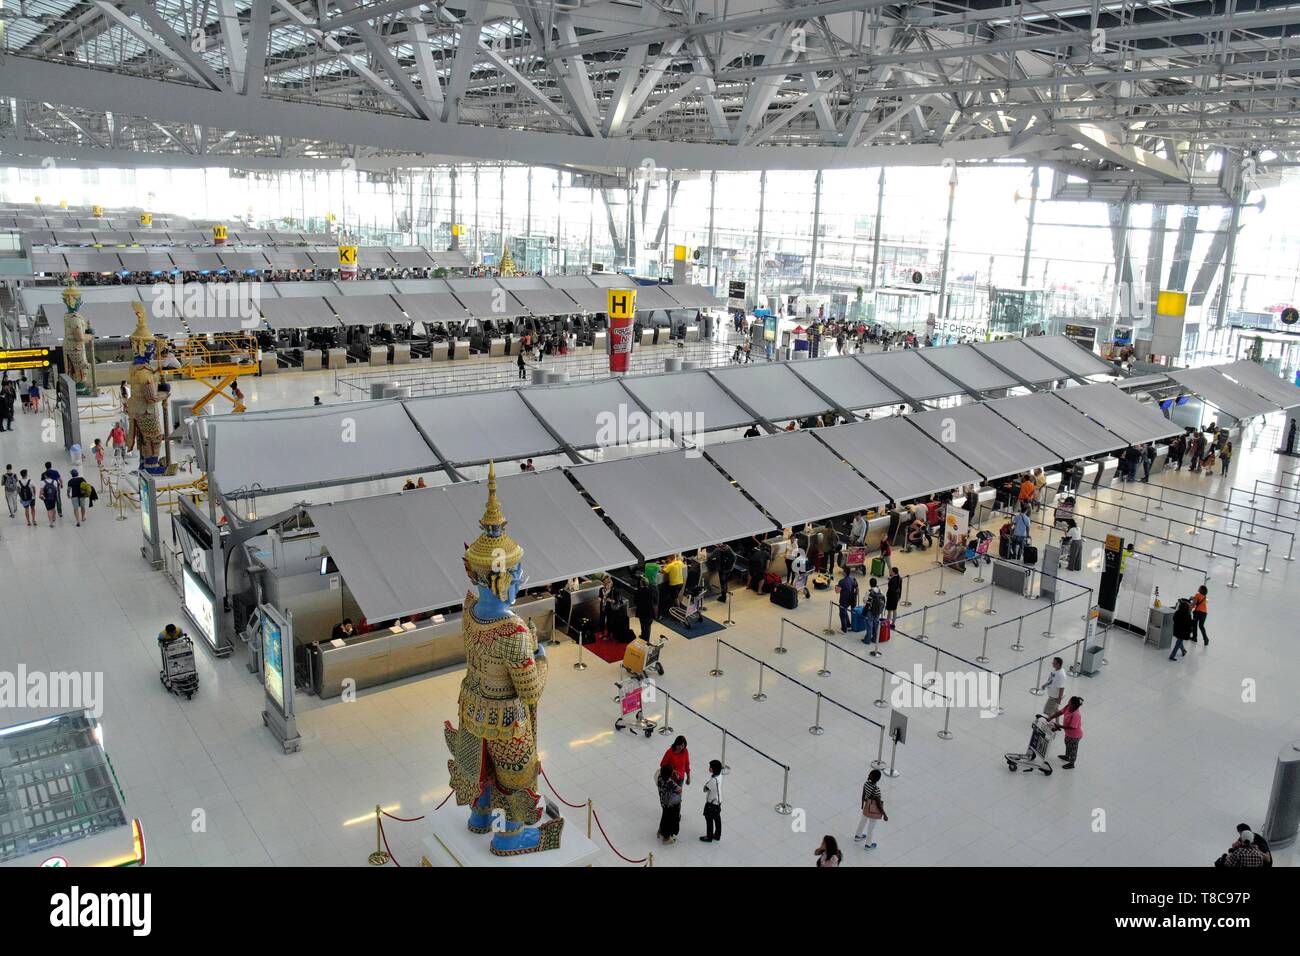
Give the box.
[669,585,707,629]
[158,631,199,699]
[612,637,668,737]
[1005,715,1055,775]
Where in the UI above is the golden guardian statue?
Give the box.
[444,463,562,856]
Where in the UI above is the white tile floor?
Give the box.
[1,351,1297,868]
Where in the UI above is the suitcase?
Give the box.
[851,606,868,631]
[870,556,887,577]
[1022,544,1038,566]
[878,619,892,643]
[761,571,781,594]
[998,536,1011,559]
[926,501,943,527]
[623,639,649,673]
[770,583,799,609]
[812,573,831,590]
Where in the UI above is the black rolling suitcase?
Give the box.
[1022,543,1039,566]
[769,583,799,610]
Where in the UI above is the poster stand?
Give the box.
[258,604,301,754]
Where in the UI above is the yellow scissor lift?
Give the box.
[162,332,259,414]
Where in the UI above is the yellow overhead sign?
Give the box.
[139,213,153,226]
[607,288,637,320]
[451,224,464,237]
[212,224,228,242]
[1156,290,1188,317]
[338,245,358,267]
[673,244,688,262]
[92,205,104,218]
[0,347,51,372]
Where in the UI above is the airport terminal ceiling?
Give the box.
[1,0,1300,187]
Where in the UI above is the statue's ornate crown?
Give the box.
[61,277,82,310]
[130,301,154,357]
[463,462,523,595]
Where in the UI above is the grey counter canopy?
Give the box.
[568,450,775,558]
[857,350,961,402]
[985,392,1126,461]
[1168,367,1280,420]
[917,344,1019,393]
[1216,360,1300,410]
[622,369,754,432]
[404,391,562,466]
[307,469,637,622]
[815,416,979,502]
[970,339,1071,385]
[786,356,903,412]
[907,404,1057,480]
[1022,335,1114,378]
[520,379,661,449]
[706,430,885,527]
[1054,383,1182,444]
[205,402,443,497]
[708,363,831,422]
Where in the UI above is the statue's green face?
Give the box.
[64,292,82,313]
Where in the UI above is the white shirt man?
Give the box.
[1040,658,1067,717]
[850,513,868,544]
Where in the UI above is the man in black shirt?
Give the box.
[331,618,355,642]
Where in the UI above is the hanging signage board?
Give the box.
[0,347,51,372]
[139,213,152,227]
[337,245,358,267]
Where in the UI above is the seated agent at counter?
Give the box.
[331,618,355,641]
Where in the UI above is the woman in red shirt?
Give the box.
[661,736,691,785]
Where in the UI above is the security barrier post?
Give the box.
[809,693,824,736]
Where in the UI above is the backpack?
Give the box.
[18,479,34,503]
[40,481,58,506]
[867,589,885,617]
[2,472,16,493]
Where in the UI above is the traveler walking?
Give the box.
[853,769,888,849]
[40,461,63,517]
[1039,657,1066,717]
[814,836,843,867]
[834,567,859,633]
[655,763,683,845]
[1050,696,1084,769]
[700,759,723,843]
[1219,440,1232,476]
[1170,597,1193,660]
[516,352,527,380]
[3,464,18,518]
[108,422,128,463]
[0,382,14,431]
[39,475,59,527]
[1190,585,1209,644]
[712,542,736,602]
[67,469,90,526]
[17,469,36,525]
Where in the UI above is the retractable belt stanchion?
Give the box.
[818,640,831,677]
[774,620,788,655]
[1030,657,1045,696]
[977,625,991,664]
[752,661,768,702]
[709,636,724,677]
[952,591,966,629]
[719,729,730,775]
[1011,617,1025,652]
[871,725,887,770]
[874,669,888,708]
[824,600,836,636]
[723,592,735,626]
[901,575,912,607]
[810,692,824,736]
[658,692,674,735]
[573,629,588,670]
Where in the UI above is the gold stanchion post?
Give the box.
[586,798,593,840]
[367,805,390,865]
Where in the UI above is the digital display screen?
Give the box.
[140,476,153,542]
[261,616,285,713]
[182,567,216,646]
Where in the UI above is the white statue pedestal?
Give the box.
[421,797,602,867]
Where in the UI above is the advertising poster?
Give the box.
[262,615,285,714]
[182,567,215,646]
[607,287,636,373]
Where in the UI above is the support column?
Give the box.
[1020,166,1039,287]
[555,169,563,274]
[472,167,480,265]
[937,166,957,322]
[870,169,886,289]
[754,170,767,310]
[706,170,717,294]
[586,184,594,271]
[1216,160,1246,330]
[525,166,533,240]
[1106,189,1134,338]
[449,166,459,251]
[498,166,505,261]
[663,167,672,276]
[809,169,823,294]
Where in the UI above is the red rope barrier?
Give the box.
[380,789,453,823]
[538,764,585,809]
[591,809,648,865]
[377,817,401,867]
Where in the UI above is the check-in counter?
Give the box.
[555,578,606,635]
[368,344,390,366]
[505,338,520,356]
[639,328,655,347]
[310,594,555,699]
[1043,471,1062,496]
[391,343,411,365]
[1095,456,1119,487]
[1151,443,1169,474]
[488,337,506,357]
[591,331,607,352]
[684,325,700,342]
[259,351,278,374]
[452,338,470,360]
[326,347,348,369]
[865,515,891,547]
[302,349,323,371]
[1081,460,1101,487]
[429,341,450,362]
